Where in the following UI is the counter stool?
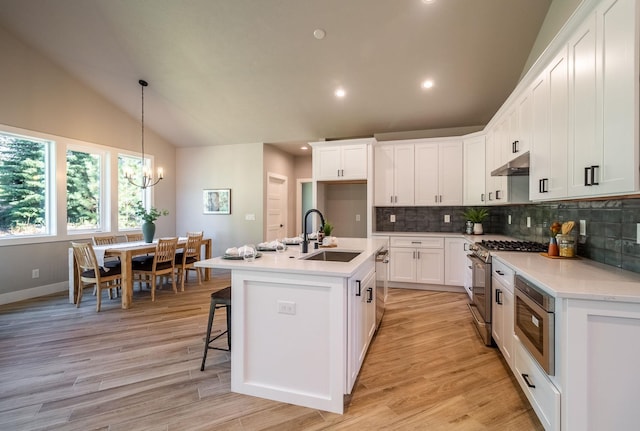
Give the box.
[201,286,231,371]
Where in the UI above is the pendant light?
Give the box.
[124,79,164,189]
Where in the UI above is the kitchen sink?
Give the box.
[301,250,362,262]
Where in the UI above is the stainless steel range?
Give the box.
[467,239,547,346]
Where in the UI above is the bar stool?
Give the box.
[200,286,231,371]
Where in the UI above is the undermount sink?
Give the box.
[301,250,362,262]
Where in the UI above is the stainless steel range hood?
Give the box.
[491,151,530,176]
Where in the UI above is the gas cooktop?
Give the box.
[478,240,547,252]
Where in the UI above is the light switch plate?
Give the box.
[508,215,512,225]
[444,214,450,223]
[390,214,396,223]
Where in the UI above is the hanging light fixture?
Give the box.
[125,79,164,189]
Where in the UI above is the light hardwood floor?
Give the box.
[0,271,543,430]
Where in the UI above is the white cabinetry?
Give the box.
[491,258,515,369]
[312,139,370,181]
[463,135,486,205]
[484,129,508,204]
[347,264,376,393]
[562,298,640,430]
[414,141,463,206]
[567,0,638,197]
[444,237,471,287]
[389,236,444,285]
[374,143,414,206]
[514,341,561,431]
[529,47,569,201]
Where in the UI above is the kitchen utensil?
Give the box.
[562,221,575,235]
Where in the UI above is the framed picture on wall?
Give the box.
[203,189,231,214]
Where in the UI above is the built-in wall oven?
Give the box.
[514,275,555,375]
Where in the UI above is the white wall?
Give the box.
[175,143,264,257]
[0,24,177,297]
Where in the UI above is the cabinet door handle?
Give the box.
[591,165,599,185]
[584,166,591,186]
[417,251,420,259]
[356,280,361,297]
[538,178,543,193]
[390,195,393,204]
[522,373,536,388]
[435,195,438,203]
[412,251,416,259]
[495,270,504,276]
[495,190,502,200]
[488,192,493,201]
[495,288,502,305]
[394,195,398,203]
[439,195,442,203]
[366,287,373,303]
[481,193,485,202]
[411,241,421,244]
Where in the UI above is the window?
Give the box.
[66,148,102,231]
[0,131,51,237]
[118,154,148,229]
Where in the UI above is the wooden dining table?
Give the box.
[68,237,212,309]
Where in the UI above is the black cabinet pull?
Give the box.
[539,178,549,193]
[356,280,361,297]
[539,178,543,193]
[366,287,373,303]
[481,193,485,202]
[496,190,502,200]
[495,288,502,305]
[584,166,591,186]
[591,165,599,185]
[488,192,493,201]
[495,270,504,276]
[522,373,536,388]
[512,140,519,153]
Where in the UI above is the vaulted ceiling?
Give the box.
[0,0,551,153]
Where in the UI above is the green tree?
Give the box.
[0,136,46,233]
[66,150,100,229]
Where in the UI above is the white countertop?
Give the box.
[195,237,387,278]
[494,251,640,303]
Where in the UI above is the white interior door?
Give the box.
[266,172,288,241]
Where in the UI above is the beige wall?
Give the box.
[176,143,264,257]
[0,25,177,298]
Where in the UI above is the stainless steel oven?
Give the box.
[514,275,555,375]
[467,249,492,346]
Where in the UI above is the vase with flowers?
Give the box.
[134,201,169,243]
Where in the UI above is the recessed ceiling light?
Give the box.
[422,0,436,4]
[421,80,434,89]
[335,88,346,98]
[313,29,326,40]
[300,146,309,150]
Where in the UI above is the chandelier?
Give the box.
[124,79,164,189]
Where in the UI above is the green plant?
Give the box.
[462,207,489,223]
[322,221,334,237]
[134,201,169,223]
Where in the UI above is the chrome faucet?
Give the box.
[302,209,325,253]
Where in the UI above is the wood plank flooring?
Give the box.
[0,272,543,430]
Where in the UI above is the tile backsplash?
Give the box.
[375,197,640,273]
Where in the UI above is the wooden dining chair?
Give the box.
[175,231,204,291]
[71,241,122,312]
[92,235,121,269]
[125,233,144,242]
[132,237,179,301]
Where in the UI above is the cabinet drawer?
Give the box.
[390,236,444,248]
[514,340,560,431]
[492,259,515,292]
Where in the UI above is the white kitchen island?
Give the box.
[195,237,387,414]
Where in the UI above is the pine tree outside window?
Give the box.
[66,148,102,232]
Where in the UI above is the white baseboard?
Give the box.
[388,282,465,293]
[0,282,69,305]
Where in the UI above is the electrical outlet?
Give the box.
[580,220,587,236]
[444,214,450,223]
[390,214,396,223]
[32,269,39,279]
[245,213,255,221]
[355,214,361,222]
[277,300,296,315]
[526,216,531,228]
[508,214,512,225]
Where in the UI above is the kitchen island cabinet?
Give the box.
[195,237,386,414]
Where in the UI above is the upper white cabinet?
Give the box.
[415,140,463,206]
[374,139,462,207]
[567,0,638,197]
[312,138,372,181]
[374,142,414,206]
[463,135,486,205]
[529,47,569,201]
[484,129,508,204]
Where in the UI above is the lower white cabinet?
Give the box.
[491,259,515,369]
[562,298,640,431]
[514,341,561,431]
[389,237,444,285]
[347,265,376,393]
[444,237,471,287]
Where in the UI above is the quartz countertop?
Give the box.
[195,237,387,278]
[493,251,640,303]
